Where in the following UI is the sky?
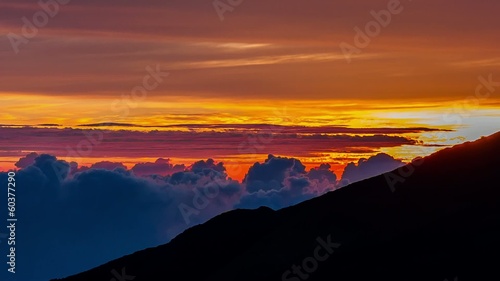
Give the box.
[1,0,500,179]
[1,1,500,280]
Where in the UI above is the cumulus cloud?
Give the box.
[131,158,186,176]
[244,154,306,193]
[190,158,226,175]
[14,151,38,168]
[237,155,337,210]
[340,153,405,185]
[0,152,397,281]
[306,163,338,194]
[89,161,127,170]
[0,154,240,281]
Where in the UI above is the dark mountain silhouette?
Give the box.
[55,131,500,281]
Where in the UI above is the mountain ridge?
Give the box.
[55,131,500,281]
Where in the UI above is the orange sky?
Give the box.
[1,0,499,179]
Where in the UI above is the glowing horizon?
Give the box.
[1,0,499,180]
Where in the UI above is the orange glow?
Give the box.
[2,92,499,129]
[2,93,499,179]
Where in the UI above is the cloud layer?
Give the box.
[340,153,405,185]
[0,151,405,281]
[0,126,422,172]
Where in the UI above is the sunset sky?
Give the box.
[1,0,499,179]
[2,1,500,280]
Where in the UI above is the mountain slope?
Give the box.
[55,132,500,281]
